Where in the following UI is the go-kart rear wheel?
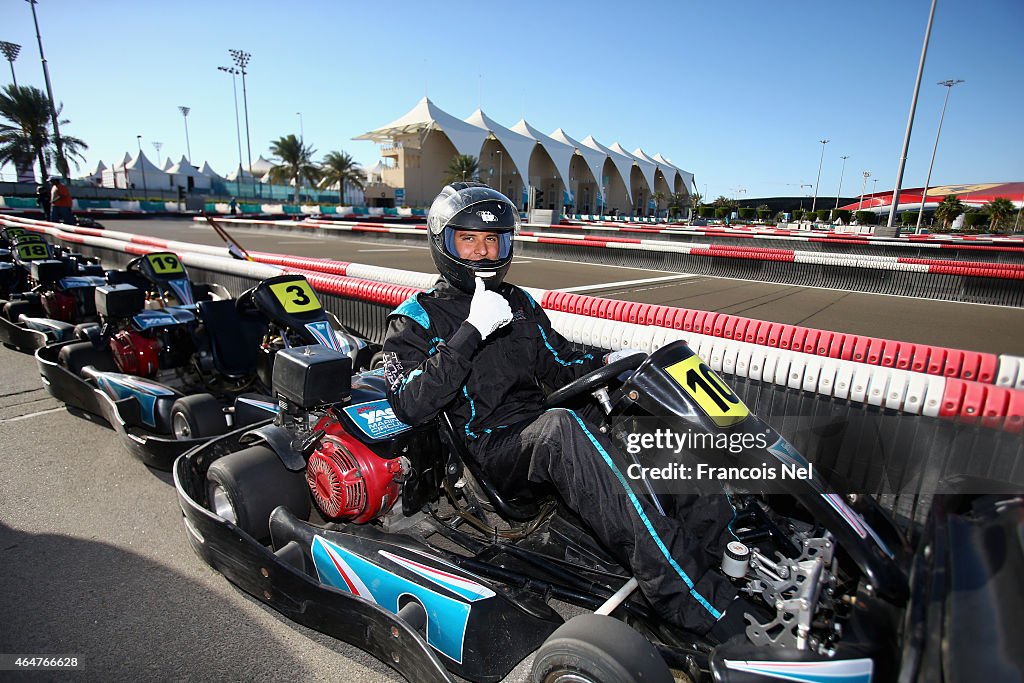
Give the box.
[171,394,227,440]
[206,445,310,542]
[530,614,673,683]
[58,340,116,375]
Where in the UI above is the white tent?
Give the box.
[510,120,575,191]
[550,128,608,202]
[610,142,656,198]
[81,160,106,184]
[464,109,537,190]
[198,161,223,180]
[100,151,170,190]
[354,96,490,159]
[162,157,174,172]
[250,155,274,179]
[581,136,634,203]
[168,155,211,191]
[652,153,695,194]
[225,166,258,183]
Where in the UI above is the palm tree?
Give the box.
[0,84,87,180]
[445,154,478,183]
[267,134,321,204]
[652,190,667,217]
[319,151,366,205]
[983,197,1015,232]
[933,195,965,229]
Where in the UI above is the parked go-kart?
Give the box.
[172,339,1005,683]
[0,232,107,351]
[38,266,377,469]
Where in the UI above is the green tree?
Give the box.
[0,84,87,180]
[319,150,365,205]
[933,195,965,229]
[652,190,667,216]
[267,134,321,204]
[445,154,478,183]
[983,197,1015,231]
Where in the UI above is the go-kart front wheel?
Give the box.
[171,394,227,440]
[205,444,311,542]
[531,614,673,683]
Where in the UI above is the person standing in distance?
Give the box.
[48,176,74,225]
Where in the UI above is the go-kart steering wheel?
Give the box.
[543,353,646,409]
[234,285,261,317]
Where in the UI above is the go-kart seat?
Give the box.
[438,411,543,522]
[197,299,266,378]
[105,268,150,292]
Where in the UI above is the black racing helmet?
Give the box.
[427,182,519,293]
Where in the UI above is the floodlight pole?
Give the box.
[859,172,871,210]
[887,0,938,229]
[26,0,67,177]
[136,135,147,196]
[916,79,964,233]
[229,49,255,197]
[835,155,849,211]
[811,139,829,213]
[178,106,192,163]
[0,41,21,86]
[152,141,162,166]
[217,66,245,197]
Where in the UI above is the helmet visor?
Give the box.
[442,228,513,261]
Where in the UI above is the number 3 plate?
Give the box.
[665,355,749,428]
[269,280,322,313]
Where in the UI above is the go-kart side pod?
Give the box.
[35,340,271,470]
[173,430,563,683]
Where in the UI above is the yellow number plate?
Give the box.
[665,355,749,428]
[269,280,321,313]
[16,243,49,260]
[146,253,184,274]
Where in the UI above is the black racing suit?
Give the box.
[383,280,738,633]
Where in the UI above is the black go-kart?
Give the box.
[38,266,378,470]
[172,340,1021,682]
[0,232,108,350]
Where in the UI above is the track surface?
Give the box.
[1,216,1020,681]
[107,217,1024,355]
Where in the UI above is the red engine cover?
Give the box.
[110,329,160,377]
[41,290,76,322]
[306,418,403,524]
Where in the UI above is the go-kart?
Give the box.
[0,233,108,351]
[38,267,378,469]
[172,340,1014,682]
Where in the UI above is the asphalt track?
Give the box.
[1,216,1021,681]
[101,217,1024,355]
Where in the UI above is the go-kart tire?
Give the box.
[530,614,673,683]
[58,340,116,375]
[4,299,42,323]
[206,445,311,542]
[170,394,227,440]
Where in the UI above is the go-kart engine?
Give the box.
[306,421,404,524]
[110,329,160,377]
[41,289,76,322]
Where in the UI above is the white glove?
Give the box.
[466,277,513,340]
[604,348,646,364]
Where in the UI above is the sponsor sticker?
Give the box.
[343,399,411,439]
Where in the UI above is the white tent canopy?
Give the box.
[464,109,536,190]
[198,161,224,180]
[162,157,174,172]
[581,136,633,202]
[168,155,211,190]
[652,153,695,194]
[610,142,656,197]
[550,128,608,201]
[100,150,170,189]
[225,166,257,183]
[511,120,575,191]
[355,96,490,159]
[250,155,274,178]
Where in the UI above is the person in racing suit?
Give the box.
[383,182,744,637]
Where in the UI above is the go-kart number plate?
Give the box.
[665,355,749,428]
[146,253,184,275]
[269,280,322,313]
[16,243,49,260]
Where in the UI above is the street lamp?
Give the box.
[228,49,255,197]
[217,66,245,197]
[834,155,850,211]
[25,0,67,176]
[0,41,20,85]
[178,106,192,163]
[811,139,829,213]
[916,79,964,233]
[296,111,303,143]
[799,184,812,211]
[859,171,871,210]
[152,141,163,167]
[136,135,147,196]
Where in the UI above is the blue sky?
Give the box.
[2,0,1021,201]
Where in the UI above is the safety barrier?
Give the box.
[6,216,1022,527]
